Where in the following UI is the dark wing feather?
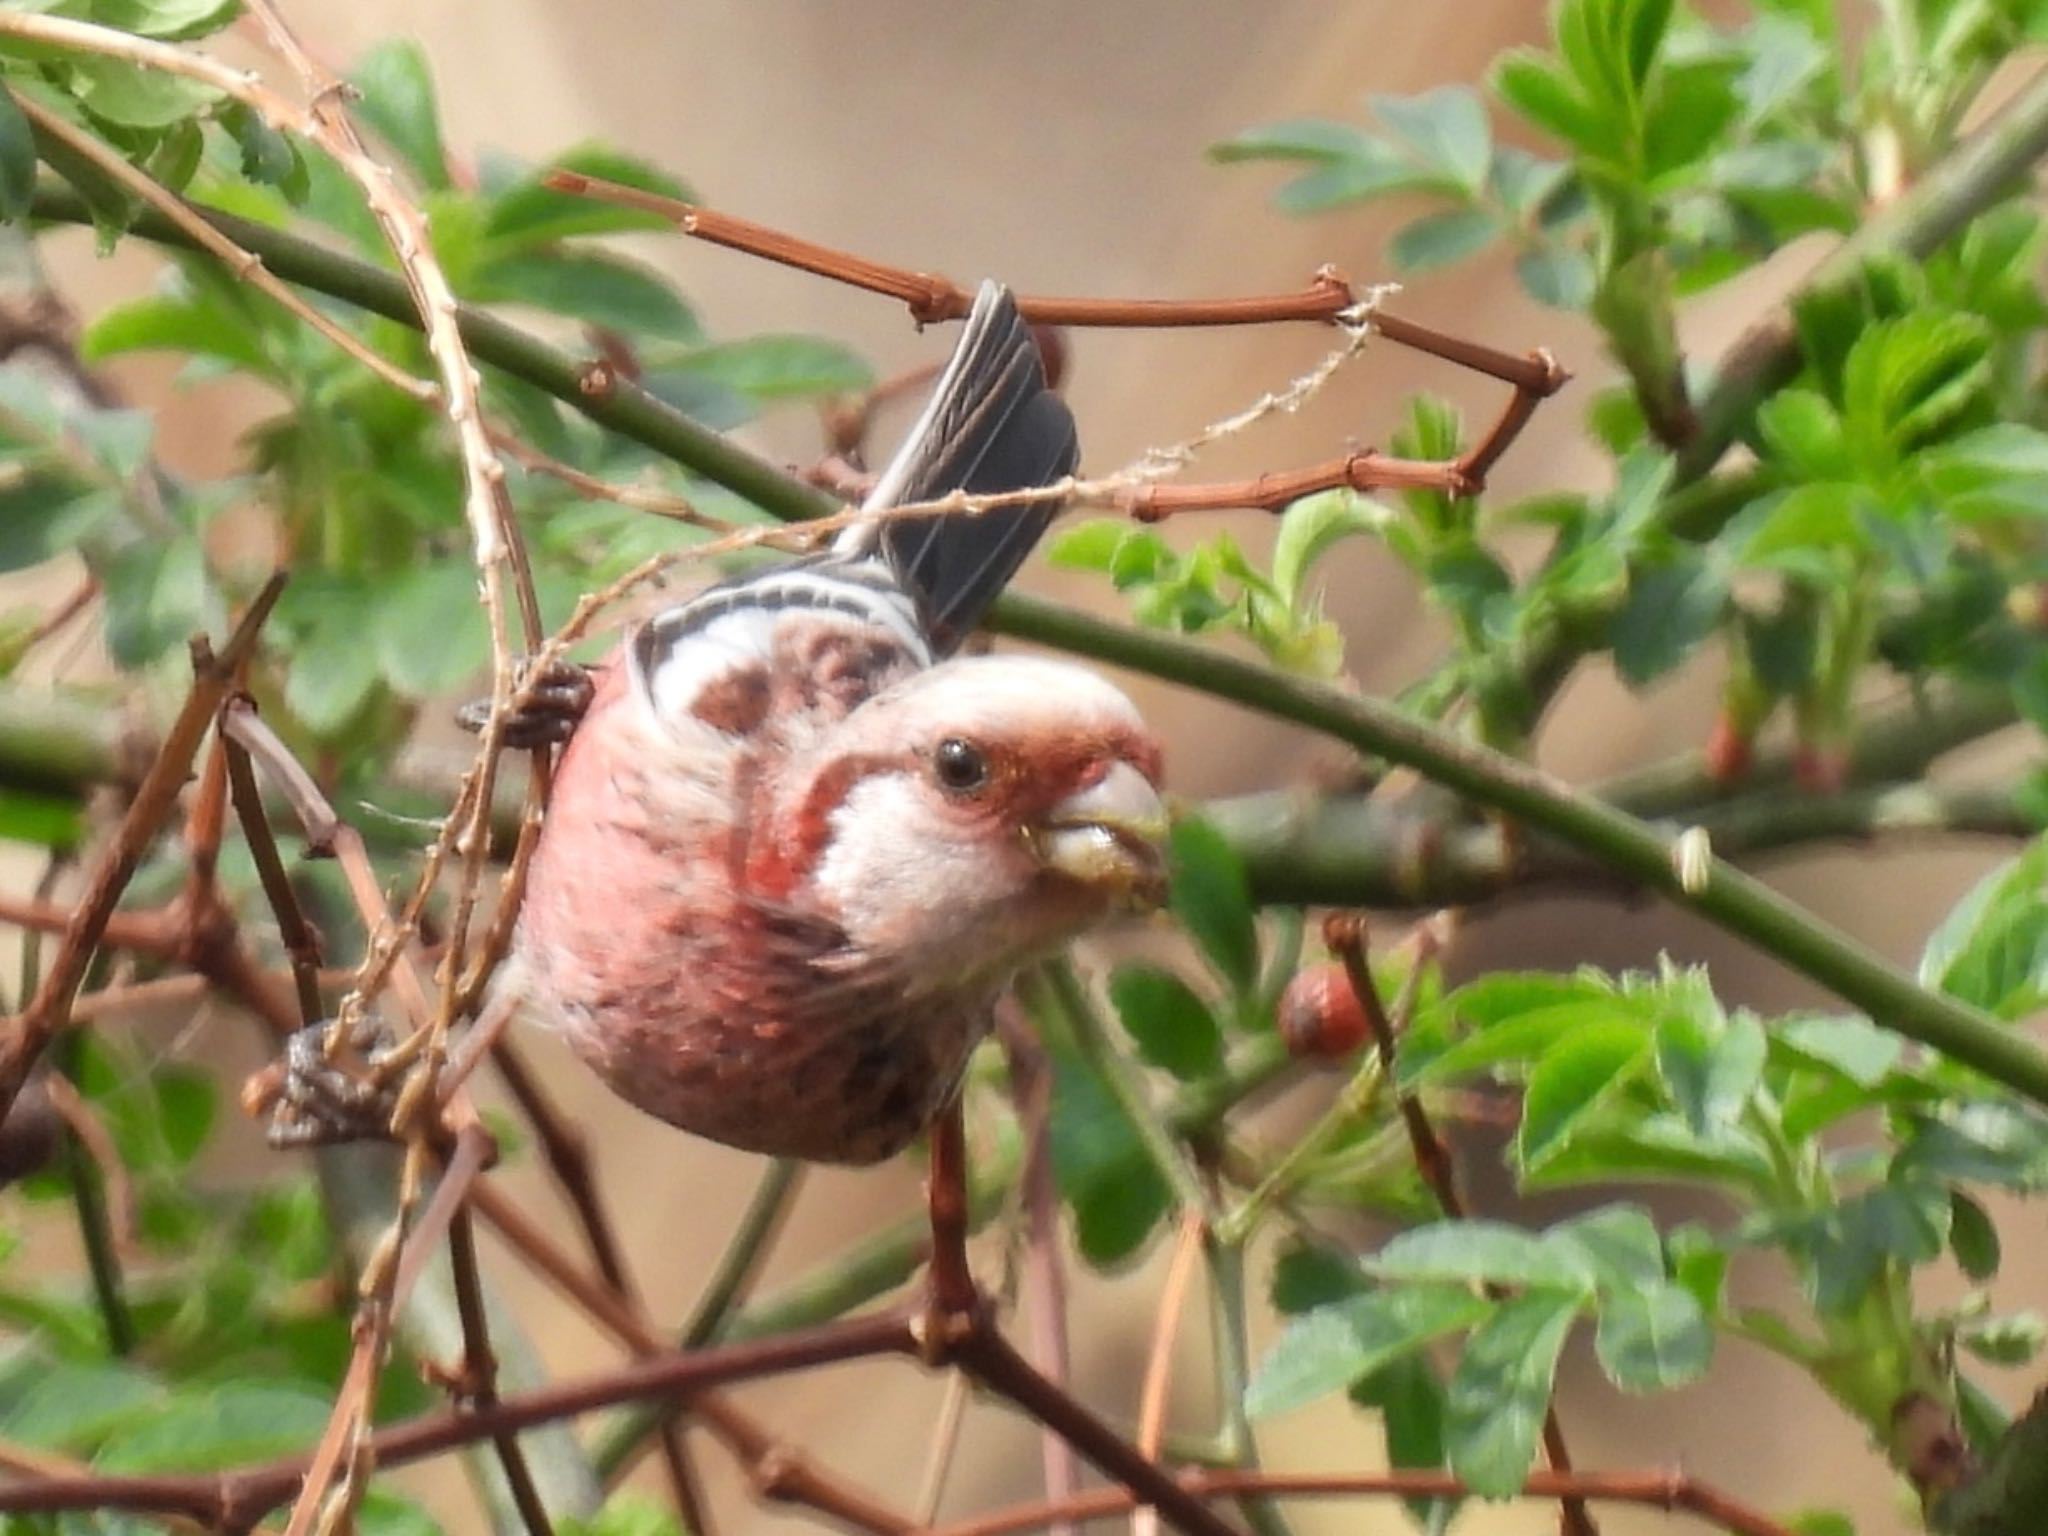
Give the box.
[847,281,1078,655]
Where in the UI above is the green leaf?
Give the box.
[1840,310,1993,461]
[1167,817,1257,993]
[1949,1189,2001,1282]
[1494,51,1605,151]
[1657,1006,1764,1136]
[0,481,114,574]
[562,1493,690,1536]
[1270,1238,1367,1315]
[1784,1513,1856,1536]
[1247,1287,1492,1419]
[1107,966,1223,1080]
[101,537,218,668]
[1516,243,1596,310]
[1896,1102,2048,1192]
[1594,1281,1712,1391]
[1350,1352,1459,1531]
[0,788,82,850]
[1551,1204,1663,1290]
[219,101,300,193]
[1046,519,1130,574]
[1271,490,1394,609]
[1609,551,1727,685]
[67,58,220,129]
[473,252,700,343]
[93,0,243,40]
[1390,207,1502,273]
[1368,1220,1595,1294]
[1919,839,2048,1018]
[1209,117,1381,165]
[1918,425,2048,522]
[96,1382,329,1471]
[0,1358,162,1450]
[1756,389,1849,480]
[1518,1022,1652,1171]
[1958,1312,2043,1367]
[672,336,873,400]
[1740,483,1869,570]
[1775,1014,1900,1087]
[1445,1288,1583,1497]
[348,39,450,189]
[286,604,385,736]
[0,80,34,223]
[485,144,690,246]
[1374,86,1492,192]
[82,293,273,375]
[1048,1045,1171,1268]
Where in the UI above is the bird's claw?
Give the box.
[248,1018,401,1149]
[456,658,595,749]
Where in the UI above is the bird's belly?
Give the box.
[541,978,991,1165]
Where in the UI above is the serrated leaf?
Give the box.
[1610,552,1727,685]
[1271,490,1394,609]
[1368,1220,1595,1294]
[1518,1022,1652,1171]
[1390,207,1502,273]
[1756,389,1849,480]
[1247,1287,1492,1419]
[101,537,218,669]
[1656,1006,1764,1135]
[1594,1281,1712,1391]
[1374,86,1492,191]
[348,39,449,189]
[1168,817,1257,993]
[672,335,873,400]
[1551,1204,1664,1290]
[1919,425,2048,522]
[1775,1014,1901,1086]
[1107,966,1222,1080]
[1445,1288,1582,1497]
[474,252,700,343]
[1350,1352,1459,1532]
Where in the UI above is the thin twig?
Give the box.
[916,1466,1793,1536]
[1132,1213,1207,1536]
[445,1206,556,1536]
[1325,914,1594,1536]
[0,573,285,1119]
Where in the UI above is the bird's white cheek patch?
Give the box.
[809,776,1019,963]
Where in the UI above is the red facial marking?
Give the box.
[691,663,772,736]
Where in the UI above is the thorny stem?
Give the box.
[1325,914,1596,1536]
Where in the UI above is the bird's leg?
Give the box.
[455,657,595,749]
[923,1099,981,1341]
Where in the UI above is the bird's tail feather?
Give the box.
[842,281,1077,655]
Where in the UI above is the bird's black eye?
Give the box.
[933,737,989,793]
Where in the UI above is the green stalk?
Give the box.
[997,593,2048,1108]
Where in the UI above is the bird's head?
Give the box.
[771,654,1166,990]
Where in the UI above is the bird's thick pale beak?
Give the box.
[1032,761,1169,908]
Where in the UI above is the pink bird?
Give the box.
[512,284,1167,1164]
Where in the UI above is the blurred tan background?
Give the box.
[15,3,2046,1534]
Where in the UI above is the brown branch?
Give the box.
[466,1180,908,1536]
[916,1466,1792,1536]
[0,573,286,1121]
[1325,913,1596,1536]
[221,729,325,1029]
[484,1037,706,1527]
[445,1207,555,1536]
[1118,452,1473,520]
[0,1312,920,1528]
